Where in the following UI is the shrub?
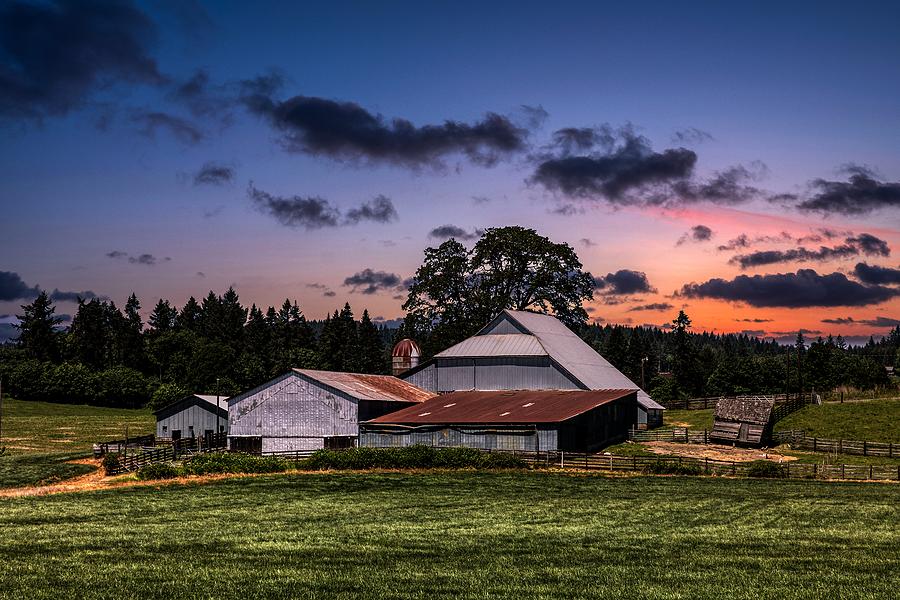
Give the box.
[136,463,180,480]
[95,366,150,408]
[642,459,702,476]
[102,453,121,475]
[149,382,190,411]
[747,460,788,479]
[300,446,528,471]
[181,452,291,475]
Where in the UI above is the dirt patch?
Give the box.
[643,441,799,463]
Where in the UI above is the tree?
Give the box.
[121,293,145,369]
[148,299,177,334]
[403,226,595,354]
[602,326,628,371]
[178,296,202,331]
[15,291,62,362]
[670,310,702,396]
[150,382,190,411]
[353,310,386,374]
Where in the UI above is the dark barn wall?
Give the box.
[557,393,636,452]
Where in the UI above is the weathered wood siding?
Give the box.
[482,316,525,335]
[403,363,437,391]
[157,403,225,438]
[431,357,578,392]
[228,373,359,451]
[360,426,558,452]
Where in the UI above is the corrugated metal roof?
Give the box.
[483,310,664,410]
[195,394,229,412]
[292,369,435,403]
[435,334,546,358]
[367,389,636,424]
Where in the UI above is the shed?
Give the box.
[227,369,434,453]
[360,389,637,453]
[401,309,664,428]
[709,396,776,446]
[154,394,229,440]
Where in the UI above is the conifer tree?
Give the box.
[15,291,62,362]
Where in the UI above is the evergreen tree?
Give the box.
[15,291,62,362]
[121,293,145,369]
[178,296,202,331]
[148,299,177,334]
[353,309,386,374]
[602,326,628,371]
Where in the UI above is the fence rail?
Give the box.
[629,428,710,444]
[660,393,813,411]
[771,430,899,458]
[106,432,228,474]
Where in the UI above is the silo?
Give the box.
[391,338,421,376]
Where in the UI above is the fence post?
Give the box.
[813,463,817,479]
[839,439,843,454]
[732,461,735,476]
[869,466,873,480]
[863,440,867,456]
[813,437,816,452]
[841,464,845,479]
[786,463,790,478]
[632,456,636,472]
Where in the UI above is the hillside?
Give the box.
[775,399,900,442]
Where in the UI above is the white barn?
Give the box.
[154,394,229,440]
[401,309,665,429]
[227,369,434,453]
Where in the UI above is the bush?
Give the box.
[136,463,180,480]
[95,366,150,408]
[181,452,292,475]
[149,382,190,411]
[642,459,702,476]
[102,453,121,475]
[300,446,528,471]
[747,460,788,479]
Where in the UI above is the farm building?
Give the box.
[709,396,776,447]
[227,369,434,453]
[360,389,637,452]
[400,309,664,429]
[154,394,229,440]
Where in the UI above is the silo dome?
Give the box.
[391,338,420,375]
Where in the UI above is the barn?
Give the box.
[360,389,637,453]
[154,394,229,441]
[709,396,776,447]
[400,309,664,429]
[227,369,434,453]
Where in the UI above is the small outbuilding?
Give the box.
[360,388,637,453]
[227,369,434,453]
[154,394,229,441]
[709,396,776,447]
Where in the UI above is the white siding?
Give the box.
[157,403,225,438]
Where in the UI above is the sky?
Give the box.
[1,0,899,344]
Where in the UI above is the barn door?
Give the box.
[738,423,749,443]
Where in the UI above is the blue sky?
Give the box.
[1,0,898,342]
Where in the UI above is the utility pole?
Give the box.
[640,356,648,389]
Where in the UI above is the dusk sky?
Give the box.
[1,0,899,344]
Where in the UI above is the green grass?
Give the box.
[0,397,154,454]
[664,408,714,430]
[775,399,900,442]
[0,452,95,489]
[0,472,897,599]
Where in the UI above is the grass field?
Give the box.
[0,397,154,454]
[775,399,900,442]
[0,472,897,599]
[0,452,95,489]
[664,408,714,429]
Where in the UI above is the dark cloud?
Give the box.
[371,316,405,329]
[428,225,484,241]
[248,185,340,229]
[729,233,890,269]
[677,224,714,246]
[594,270,656,295]
[798,165,900,215]
[243,92,529,169]
[49,288,100,302]
[106,250,128,259]
[306,283,327,289]
[854,263,900,285]
[627,302,674,312]
[171,68,231,123]
[676,269,900,308]
[716,232,793,252]
[671,127,714,145]
[0,271,39,301]
[248,185,397,230]
[821,317,854,325]
[519,105,549,129]
[344,195,398,224]
[579,238,597,247]
[196,271,206,278]
[128,253,162,266]
[343,269,402,295]
[131,110,204,144]
[193,162,235,186]
[471,195,492,205]
[735,318,773,323]
[323,291,336,297]
[531,127,697,203]
[0,0,165,119]
[740,329,766,337]
[670,164,764,205]
[817,316,900,327]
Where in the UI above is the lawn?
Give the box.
[0,472,897,599]
[775,398,900,442]
[664,408,714,430]
[0,452,95,489]
[0,397,154,454]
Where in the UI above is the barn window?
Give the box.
[162,425,168,433]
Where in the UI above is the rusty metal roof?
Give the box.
[367,389,636,424]
[292,369,435,403]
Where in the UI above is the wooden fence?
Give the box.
[660,393,813,411]
[106,432,228,474]
[629,427,710,444]
[487,449,900,482]
[771,430,899,458]
[94,434,156,456]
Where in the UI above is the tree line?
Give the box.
[1,289,392,409]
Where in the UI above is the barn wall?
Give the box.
[482,316,524,335]
[432,357,578,392]
[262,437,327,453]
[360,426,558,452]
[436,358,476,391]
[156,403,225,438]
[402,363,437,391]
[229,373,358,442]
